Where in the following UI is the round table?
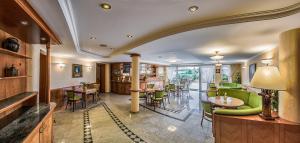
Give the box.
[208,96,244,108]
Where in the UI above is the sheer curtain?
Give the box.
[200,66,215,90]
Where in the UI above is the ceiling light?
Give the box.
[100,3,111,10]
[169,59,177,63]
[20,20,28,26]
[188,6,199,12]
[210,51,224,60]
[90,37,96,40]
[126,34,133,38]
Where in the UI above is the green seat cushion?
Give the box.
[214,107,262,116]
[237,105,252,110]
[152,97,163,101]
[68,95,81,101]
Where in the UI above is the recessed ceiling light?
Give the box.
[99,44,108,47]
[100,3,111,10]
[188,6,199,12]
[20,21,29,26]
[126,34,133,38]
[90,37,96,40]
[40,37,46,41]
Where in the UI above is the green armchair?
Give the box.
[214,89,262,116]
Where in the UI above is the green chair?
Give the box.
[219,82,242,89]
[164,85,170,104]
[169,84,176,96]
[139,91,148,104]
[214,89,262,115]
[209,83,216,88]
[151,90,165,110]
[201,88,216,126]
[147,84,155,89]
[65,90,83,112]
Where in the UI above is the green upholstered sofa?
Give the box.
[214,88,262,116]
[219,82,242,89]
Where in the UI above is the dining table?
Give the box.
[74,87,97,108]
[208,96,244,108]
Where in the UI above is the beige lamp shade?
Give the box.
[250,66,286,90]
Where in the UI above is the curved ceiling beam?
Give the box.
[109,2,300,57]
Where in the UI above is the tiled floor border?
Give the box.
[83,110,93,143]
[102,102,147,143]
[139,104,194,122]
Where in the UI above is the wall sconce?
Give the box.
[261,59,273,66]
[57,63,66,69]
[86,66,92,71]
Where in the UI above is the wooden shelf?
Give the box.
[0,76,32,80]
[0,92,37,114]
[0,48,31,59]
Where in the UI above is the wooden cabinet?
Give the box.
[23,104,55,143]
[213,114,300,143]
[39,114,53,143]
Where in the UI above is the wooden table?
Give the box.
[74,88,97,108]
[208,96,244,108]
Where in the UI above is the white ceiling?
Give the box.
[28,0,300,64]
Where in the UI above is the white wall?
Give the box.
[51,57,96,89]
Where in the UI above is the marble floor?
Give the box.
[53,91,214,143]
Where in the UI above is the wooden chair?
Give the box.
[65,90,83,112]
[93,83,100,101]
[201,89,217,126]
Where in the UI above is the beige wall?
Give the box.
[241,47,279,85]
[51,57,96,89]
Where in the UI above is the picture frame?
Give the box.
[249,63,256,81]
[72,64,83,78]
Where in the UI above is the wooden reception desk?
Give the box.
[111,81,146,95]
[213,114,300,143]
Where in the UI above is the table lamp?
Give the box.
[250,66,286,120]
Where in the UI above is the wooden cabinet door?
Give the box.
[39,114,53,143]
[23,127,40,143]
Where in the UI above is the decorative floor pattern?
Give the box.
[141,103,186,114]
[139,104,194,122]
[102,102,147,143]
[83,110,93,143]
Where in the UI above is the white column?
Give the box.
[279,28,300,123]
[130,54,140,113]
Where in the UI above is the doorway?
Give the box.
[96,63,106,93]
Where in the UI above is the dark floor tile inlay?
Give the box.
[83,110,93,143]
[102,102,147,143]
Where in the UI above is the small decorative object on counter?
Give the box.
[4,64,19,77]
[2,37,20,52]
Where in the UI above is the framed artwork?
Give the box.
[249,63,256,81]
[72,64,83,78]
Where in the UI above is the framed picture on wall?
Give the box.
[72,64,83,78]
[249,63,256,81]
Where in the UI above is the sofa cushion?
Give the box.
[214,107,262,116]
[237,105,252,110]
[248,92,262,108]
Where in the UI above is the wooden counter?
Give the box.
[111,81,146,95]
[213,113,300,143]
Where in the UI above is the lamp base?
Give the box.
[259,113,275,120]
